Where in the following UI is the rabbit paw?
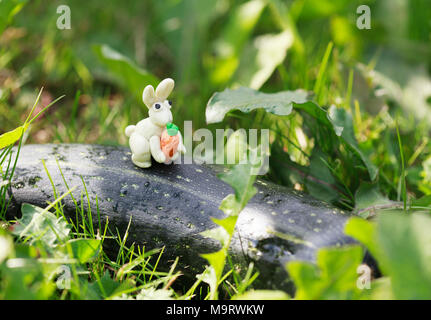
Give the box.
[170,152,180,161]
[153,151,166,163]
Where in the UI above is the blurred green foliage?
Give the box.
[0,196,183,300]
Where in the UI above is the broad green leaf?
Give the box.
[287,245,364,299]
[367,277,394,300]
[12,203,70,248]
[344,217,379,267]
[317,245,363,294]
[233,30,294,89]
[0,0,27,35]
[200,225,230,247]
[218,194,242,216]
[211,216,238,237]
[218,163,257,210]
[327,105,355,141]
[0,125,26,150]
[206,87,308,124]
[293,102,378,181]
[93,44,159,102]
[376,212,431,299]
[232,290,290,300]
[201,250,227,282]
[286,261,321,299]
[200,217,237,249]
[64,238,101,264]
[196,265,218,300]
[292,101,333,125]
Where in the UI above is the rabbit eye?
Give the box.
[168,100,172,106]
[154,103,161,110]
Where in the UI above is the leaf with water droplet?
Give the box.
[206,87,308,124]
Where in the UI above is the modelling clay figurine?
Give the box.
[125,78,186,168]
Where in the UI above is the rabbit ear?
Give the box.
[142,85,156,108]
[155,78,175,101]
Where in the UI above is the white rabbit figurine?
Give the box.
[125,78,186,168]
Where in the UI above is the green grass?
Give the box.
[1,164,193,300]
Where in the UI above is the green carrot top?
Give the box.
[166,122,179,136]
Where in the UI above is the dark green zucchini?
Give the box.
[5,144,356,291]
